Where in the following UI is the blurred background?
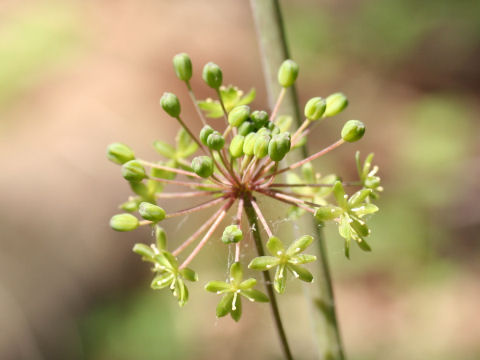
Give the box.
[1,0,479,359]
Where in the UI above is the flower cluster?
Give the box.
[107,53,381,320]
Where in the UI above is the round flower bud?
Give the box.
[229,135,245,158]
[251,110,269,129]
[228,105,250,127]
[254,134,271,159]
[206,131,225,150]
[277,59,299,88]
[222,225,243,244]
[107,143,135,165]
[139,202,166,222]
[202,62,223,89]
[110,213,139,232]
[160,92,181,118]
[314,206,342,222]
[191,156,214,178]
[199,125,214,146]
[268,132,291,162]
[304,97,326,121]
[238,121,254,136]
[243,132,256,156]
[341,120,365,142]
[172,53,192,82]
[324,92,348,117]
[122,160,147,182]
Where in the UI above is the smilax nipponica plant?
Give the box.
[107,52,382,352]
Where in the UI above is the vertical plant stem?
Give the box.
[249,1,346,359]
[244,199,294,360]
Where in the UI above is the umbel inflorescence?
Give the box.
[107,53,382,320]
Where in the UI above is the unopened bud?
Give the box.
[229,135,245,158]
[107,143,135,165]
[324,92,348,117]
[277,59,299,88]
[254,133,271,159]
[243,133,256,156]
[238,121,254,136]
[110,213,139,232]
[138,202,166,222]
[199,125,214,146]
[304,97,326,121]
[251,110,269,129]
[122,160,147,182]
[341,120,365,142]
[222,225,243,244]
[206,131,225,150]
[228,105,250,127]
[191,156,214,178]
[268,132,291,162]
[160,92,181,118]
[202,62,223,89]
[172,53,192,82]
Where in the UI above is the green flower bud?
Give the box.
[324,92,348,117]
[191,156,214,178]
[155,225,167,250]
[172,53,192,82]
[107,143,135,165]
[341,120,365,142]
[199,125,214,146]
[110,213,139,232]
[250,110,269,129]
[202,62,222,89]
[268,132,291,162]
[229,135,245,158]
[228,105,250,127]
[120,198,139,212]
[160,92,181,118]
[304,97,326,121]
[122,160,147,182]
[256,127,271,136]
[222,225,243,244]
[243,132,256,156]
[254,134,271,159]
[237,121,254,136]
[139,202,166,222]
[206,131,225,150]
[277,59,299,88]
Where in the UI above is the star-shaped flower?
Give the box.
[132,226,198,307]
[315,181,379,258]
[205,262,269,321]
[248,235,317,294]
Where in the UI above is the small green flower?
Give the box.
[205,262,268,321]
[315,181,379,258]
[153,128,198,172]
[133,240,198,307]
[249,236,316,294]
[198,85,256,118]
[355,151,383,199]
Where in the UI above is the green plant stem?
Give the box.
[249,1,345,359]
[244,199,294,360]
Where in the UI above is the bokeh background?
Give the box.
[1,0,479,359]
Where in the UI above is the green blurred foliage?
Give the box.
[0,2,81,110]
